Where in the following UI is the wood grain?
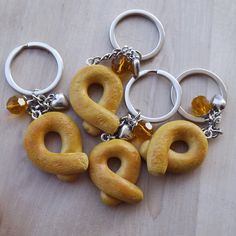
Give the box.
[0,0,236,235]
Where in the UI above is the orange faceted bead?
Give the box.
[111,55,133,74]
[191,96,213,117]
[133,122,153,141]
[6,96,28,114]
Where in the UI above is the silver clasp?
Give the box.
[202,95,226,139]
[101,112,142,141]
[27,92,69,119]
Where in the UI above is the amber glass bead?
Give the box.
[191,95,213,117]
[6,96,28,114]
[133,122,153,141]
[111,55,133,74]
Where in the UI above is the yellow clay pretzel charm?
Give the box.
[89,139,144,206]
[70,65,123,136]
[140,120,208,174]
[24,112,88,182]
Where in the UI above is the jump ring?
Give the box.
[5,42,64,96]
[125,69,182,123]
[109,9,165,60]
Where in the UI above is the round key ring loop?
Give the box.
[109,9,165,60]
[125,70,182,123]
[170,68,228,123]
[5,42,64,96]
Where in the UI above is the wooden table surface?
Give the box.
[0,1,236,235]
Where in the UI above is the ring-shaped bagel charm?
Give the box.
[125,69,182,123]
[24,112,88,182]
[70,65,123,135]
[89,139,143,206]
[140,120,208,174]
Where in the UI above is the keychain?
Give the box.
[99,9,181,145]
[101,69,182,143]
[70,9,165,137]
[88,69,182,205]
[87,9,165,78]
[5,42,88,182]
[86,10,182,206]
[140,68,227,175]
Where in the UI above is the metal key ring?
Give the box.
[170,68,227,123]
[5,42,64,96]
[125,69,182,123]
[109,9,165,60]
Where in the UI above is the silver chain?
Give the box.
[86,46,141,65]
[26,93,56,119]
[101,108,224,140]
[202,108,223,139]
[25,91,69,119]
[101,112,142,141]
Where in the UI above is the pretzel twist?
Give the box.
[89,139,143,206]
[140,120,208,174]
[69,65,123,136]
[24,112,88,182]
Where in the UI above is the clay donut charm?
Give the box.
[70,65,123,136]
[89,139,143,206]
[24,112,89,182]
[140,120,208,174]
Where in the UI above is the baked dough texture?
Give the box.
[140,120,208,174]
[24,112,88,182]
[89,139,143,206]
[69,65,123,136]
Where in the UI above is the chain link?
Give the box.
[202,108,223,139]
[86,46,142,65]
[26,92,56,119]
[101,112,142,141]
